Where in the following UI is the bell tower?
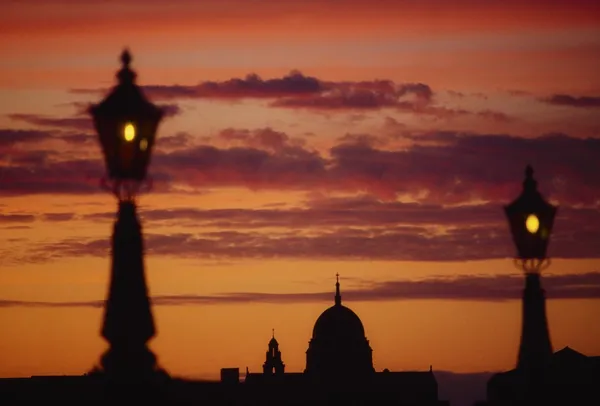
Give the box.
[263,329,285,376]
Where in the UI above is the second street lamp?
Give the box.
[504,165,557,273]
[503,165,557,404]
[89,49,166,386]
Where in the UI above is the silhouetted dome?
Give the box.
[312,304,365,340]
[305,275,374,378]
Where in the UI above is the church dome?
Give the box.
[312,303,365,340]
[305,274,374,378]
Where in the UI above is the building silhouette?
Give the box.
[0,276,449,405]
[240,275,449,405]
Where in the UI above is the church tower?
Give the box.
[263,329,285,376]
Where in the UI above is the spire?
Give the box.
[335,273,342,306]
[269,329,278,347]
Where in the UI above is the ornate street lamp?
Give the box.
[504,165,557,401]
[89,49,165,385]
[504,165,557,274]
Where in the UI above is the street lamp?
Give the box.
[504,165,557,402]
[89,49,165,384]
[504,165,557,274]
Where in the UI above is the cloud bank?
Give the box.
[1,272,599,308]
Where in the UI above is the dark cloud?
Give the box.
[4,193,598,258]
[8,104,181,132]
[542,94,600,108]
[476,109,511,122]
[41,213,76,221]
[57,132,97,145]
[271,81,432,111]
[0,299,105,308]
[218,127,307,152]
[2,127,600,207]
[157,132,195,149]
[271,90,404,110]
[69,73,508,121]
[159,103,183,117]
[91,198,505,230]
[0,155,103,196]
[268,80,508,121]
[336,133,389,148]
[20,208,599,261]
[8,113,93,131]
[115,71,324,101]
[0,123,183,196]
[153,143,327,192]
[0,213,35,223]
[0,127,96,151]
[324,132,600,204]
[0,129,53,146]
[2,272,599,309]
[219,127,290,151]
[447,90,466,98]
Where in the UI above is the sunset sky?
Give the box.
[1,0,600,383]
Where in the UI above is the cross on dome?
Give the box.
[335,273,342,306]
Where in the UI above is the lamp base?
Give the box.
[99,343,163,383]
[88,349,170,402]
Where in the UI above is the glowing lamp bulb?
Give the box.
[124,123,136,142]
[525,214,540,234]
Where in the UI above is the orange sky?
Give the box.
[1,0,600,381]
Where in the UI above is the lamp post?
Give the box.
[89,49,165,385]
[504,165,557,403]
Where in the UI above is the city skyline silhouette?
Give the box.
[1,1,600,405]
